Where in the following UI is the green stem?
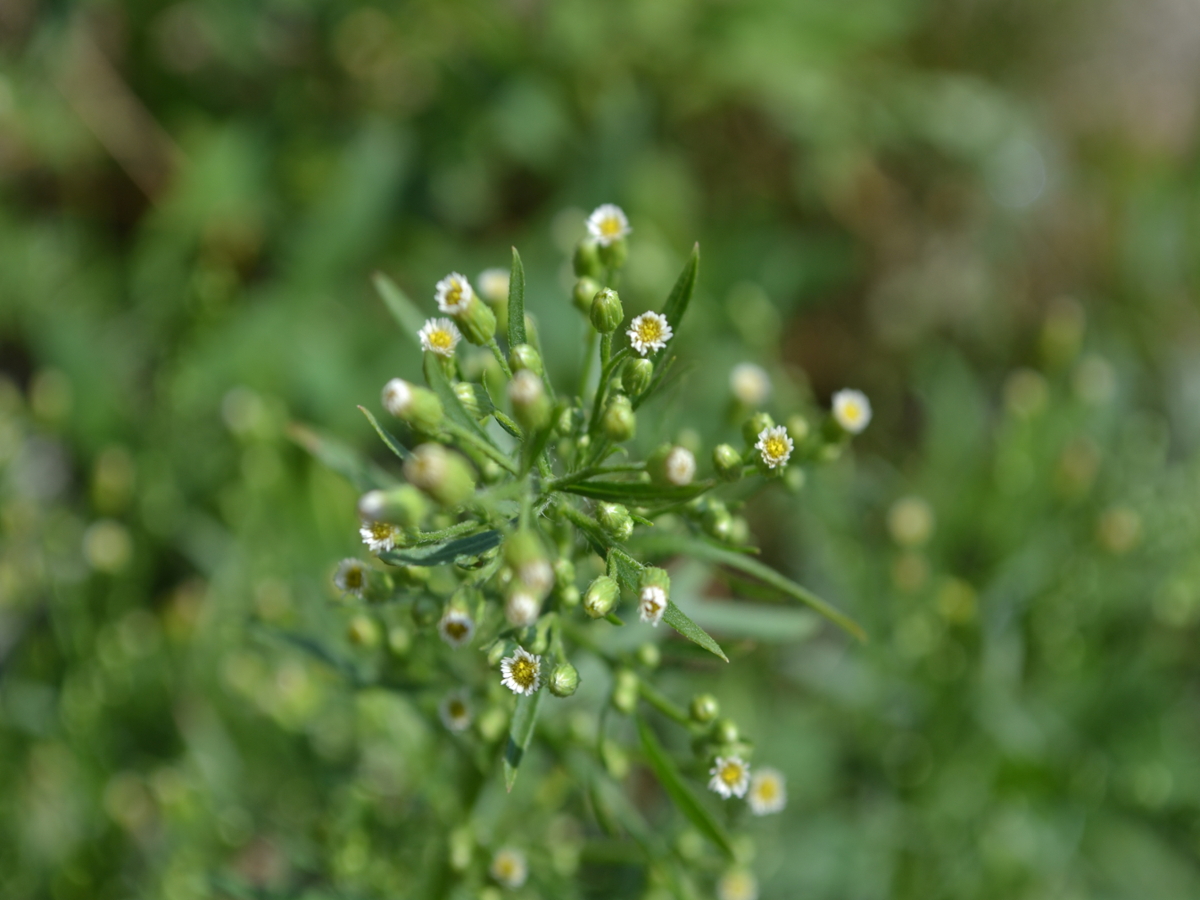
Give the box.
[577,327,598,402]
[600,332,612,371]
[545,461,645,492]
[487,338,513,378]
[586,347,632,442]
[443,421,519,475]
[638,680,691,727]
[408,520,484,545]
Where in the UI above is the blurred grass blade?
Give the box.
[662,601,727,662]
[504,688,543,792]
[288,422,397,492]
[373,272,425,348]
[380,529,502,566]
[559,479,713,503]
[636,715,735,860]
[423,352,501,450]
[507,246,526,349]
[357,405,412,461]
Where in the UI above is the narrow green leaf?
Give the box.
[685,600,819,643]
[636,715,735,860]
[504,688,543,791]
[507,247,526,350]
[422,352,500,450]
[372,271,425,348]
[659,243,699,334]
[662,601,727,662]
[559,479,713,504]
[380,529,502,566]
[357,405,412,461]
[288,423,397,492]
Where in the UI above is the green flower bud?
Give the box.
[448,826,474,872]
[573,238,602,279]
[549,662,581,697]
[509,370,552,434]
[450,295,497,346]
[453,381,484,420]
[381,378,444,434]
[601,394,636,443]
[583,575,619,619]
[477,705,508,742]
[590,288,624,334]
[690,693,719,724]
[387,625,412,656]
[599,236,628,270]
[636,642,661,669]
[557,585,580,608]
[573,277,602,314]
[648,444,696,487]
[347,614,380,647]
[701,500,734,542]
[596,502,634,542]
[553,557,576,591]
[712,443,744,482]
[714,718,740,745]
[505,530,554,598]
[411,595,441,627]
[554,405,578,436]
[742,412,776,448]
[611,669,639,714]
[622,358,653,396]
[787,413,811,443]
[357,485,429,527]
[404,443,476,507]
[509,343,544,376]
[729,516,750,545]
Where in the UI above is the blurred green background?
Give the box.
[3,0,1200,897]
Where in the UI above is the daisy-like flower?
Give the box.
[477,268,510,304]
[627,311,673,357]
[746,767,787,816]
[333,559,368,598]
[438,690,473,732]
[730,363,771,406]
[586,203,631,247]
[419,317,462,357]
[639,585,667,627]
[717,869,759,900]
[755,425,794,469]
[438,609,475,649]
[434,272,474,314]
[664,446,695,485]
[500,646,542,696]
[832,388,872,434]
[505,591,541,628]
[708,755,751,799]
[359,520,400,554]
[489,847,528,889]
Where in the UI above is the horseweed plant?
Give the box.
[295,206,869,898]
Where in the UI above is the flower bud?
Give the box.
[786,413,811,443]
[611,669,639,714]
[554,405,578,436]
[573,277,601,314]
[622,358,653,396]
[690,693,719,724]
[714,718,740,745]
[381,378,444,433]
[712,444,743,482]
[505,529,554,598]
[573,239,602,279]
[549,662,581,698]
[553,557,576,591]
[557,585,580,608]
[596,502,634,542]
[742,412,775,447]
[450,295,497,346]
[701,500,734,542]
[637,567,670,626]
[403,443,476,507]
[387,625,411,656]
[599,237,628,270]
[509,343,544,376]
[357,485,429,527]
[505,590,541,628]
[590,288,624,334]
[601,394,636,443]
[636,642,661,669]
[347,614,380,647]
[509,370,552,433]
[583,575,619,619]
[648,444,696,487]
[453,381,484,420]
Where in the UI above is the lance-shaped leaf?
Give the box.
[559,479,713,504]
[507,247,526,350]
[422,352,501,450]
[288,423,398,492]
[685,599,820,643]
[373,272,425,348]
[380,529,503,566]
[660,243,699,335]
[504,688,543,791]
[636,715,735,861]
[357,405,412,461]
[662,601,727,662]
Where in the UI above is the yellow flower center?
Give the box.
[428,328,454,351]
[636,318,663,343]
[842,401,862,423]
[369,522,392,540]
[764,436,789,459]
[720,762,744,786]
[444,621,469,641]
[756,779,778,800]
[344,568,364,589]
[446,281,464,304]
[448,699,467,718]
[600,216,623,237]
[510,657,537,688]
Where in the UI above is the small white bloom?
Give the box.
[717,869,759,900]
[381,378,414,417]
[730,363,771,406]
[664,446,695,486]
[639,585,667,626]
[500,646,542,696]
[435,272,474,314]
[755,425,793,469]
[505,591,541,628]
[438,690,473,732]
[508,369,544,405]
[359,520,400,554]
[627,311,673,356]
[832,388,872,434]
[333,559,368,598]
[708,755,751,799]
[747,767,787,816]
[477,268,510,304]
[518,558,554,598]
[419,317,462,357]
[585,203,631,247]
[489,847,528,889]
[438,609,475,648]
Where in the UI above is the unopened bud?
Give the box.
[712,444,743,482]
[786,413,810,443]
[509,343,544,376]
[701,500,733,542]
[590,288,624,334]
[583,575,619,619]
[573,277,601,314]
[714,718,739,745]
[505,530,553,598]
[347,614,380,647]
[357,485,429,527]
[690,693,719,724]
[600,394,636,443]
[403,443,476,507]
[509,370,551,433]
[549,662,580,697]
[504,590,541,628]
[387,625,412,656]
[649,444,696,487]
[450,295,497,346]
[599,236,628,270]
[596,502,634,542]
[381,378,444,433]
[622,358,653,396]
[742,412,776,447]
[611,669,639,714]
[573,239,602,279]
[636,642,661,669]
[453,382,488,420]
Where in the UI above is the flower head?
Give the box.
[717,869,759,900]
[832,388,872,434]
[504,591,541,628]
[477,268,510,304]
[419,317,462,357]
[664,446,695,485]
[747,767,787,815]
[359,520,401,554]
[586,204,631,247]
[755,425,793,469]
[500,646,542,696]
[627,311,673,356]
[730,363,771,406]
[438,609,475,648]
[438,690,473,732]
[639,585,667,626]
[708,755,751,799]
[489,847,528,889]
[435,272,474,314]
[333,558,368,597]
[381,378,413,417]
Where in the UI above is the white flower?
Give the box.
[333,559,368,598]
[717,869,759,900]
[438,609,475,648]
[708,755,751,799]
[359,520,400,554]
[585,203,631,247]
[747,767,786,816]
[477,268,510,304]
[438,690,473,732]
[755,425,793,469]
[639,585,667,626]
[664,446,695,485]
[419,317,462,357]
[435,272,474,314]
[500,646,542,695]
[832,388,872,434]
[381,378,414,417]
[505,591,541,628]
[489,847,528,889]
[730,363,771,406]
[627,311,673,356]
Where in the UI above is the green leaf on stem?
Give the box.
[660,243,699,335]
[504,688,543,791]
[422,352,501,450]
[372,272,425,348]
[357,405,413,461]
[662,601,727,662]
[507,247,526,350]
[379,529,503,566]
[287,422,398,492]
